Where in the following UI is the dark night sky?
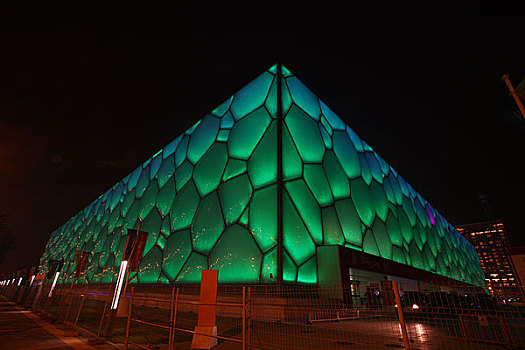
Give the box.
[1,4,524,274]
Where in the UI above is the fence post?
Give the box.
[169,287,175,350]
[97,284,113,338]
[64,292,74,327]
[171,287,179,349]
[392,281,410,350]
[242,286,246,350]
[125,286,134,350]
[73,294,85,330]
[247,287,251,350]
[499,316,512,346]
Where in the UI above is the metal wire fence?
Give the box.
[3,279,525,349]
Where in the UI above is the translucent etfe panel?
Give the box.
[319,100,345,131]
[323,151,350,200]
[387,173,404,205]
[386,211,403,247]
[332,130,360,179]
[211,96,233,117]
[187,115,220,164]
[123,199,140,230]
[369,181,388,222]
[283,192,316,266]
[193,142,228,197]
[261,247,277,283]
[320,115,332,136]
[138,246,162,284]
[320,126,332,151]
[297,256,317,284]
[135,165,151,198]
[139,181,159,220]
[350,178,375,228]
[392,246,406,264]
[409,241,425,270]
[162,135,182,159]
[157,155,175,188]
[156,177,176,218]
[170,181,200,231]
[322,207,344,245]
[209,224,262,283]
[231,71,274,120]
[365,152,383,184]
[141,209,162,255]
[221,111,234,129]
[285,76,321,121]
[163,229,191,282]
[175,136,189,167]
[359,153,372,186]
[149,154,163,180]
[335,198,363,247]
[346,126,364,153]
[304,164,334,207]
[372,217,392,260]
[248,121,277,189]
[264,74,278,118]
[283,250,297,282]
[223,159,247,182]
[283,125,302,181]
[219,174,253,225]
[175,160,193,192]
[191,192,225,255]
[249,185,277,253]
[127,167,143,191]
[281,75,293,115]
[175,252,208,283]
[285,180,322,244]
[228,107,271,160]
[362,229,380,256]
[217,129,230,142]
[285,105,325,163]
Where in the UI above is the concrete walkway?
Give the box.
[0,296,109,350]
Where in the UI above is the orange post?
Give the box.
[171,287,179,349]
[392,281,410,350]
[97,284,113,338]
[169,287,175,350]
[73,294,85,330]
[125,286,134,350]
[191,270,219,349]
[502,74,525,120]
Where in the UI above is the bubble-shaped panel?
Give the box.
[209,225,262,283]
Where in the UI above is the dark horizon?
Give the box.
[1,4,524,274]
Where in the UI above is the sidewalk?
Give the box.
[0,296,109,350]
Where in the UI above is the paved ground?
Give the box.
[1,291,518,349]
[0,296,112,350]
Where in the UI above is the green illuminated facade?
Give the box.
[39,64,485,287]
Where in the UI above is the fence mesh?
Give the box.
[2,278,525,349]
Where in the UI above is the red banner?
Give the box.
[74,251,91,278]
[129,231,148,271]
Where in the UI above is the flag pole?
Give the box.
[502,74,525,120]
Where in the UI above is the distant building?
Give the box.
[457,221,520,301]
[508,246,525,296]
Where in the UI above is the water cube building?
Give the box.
[39,64,485,290]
